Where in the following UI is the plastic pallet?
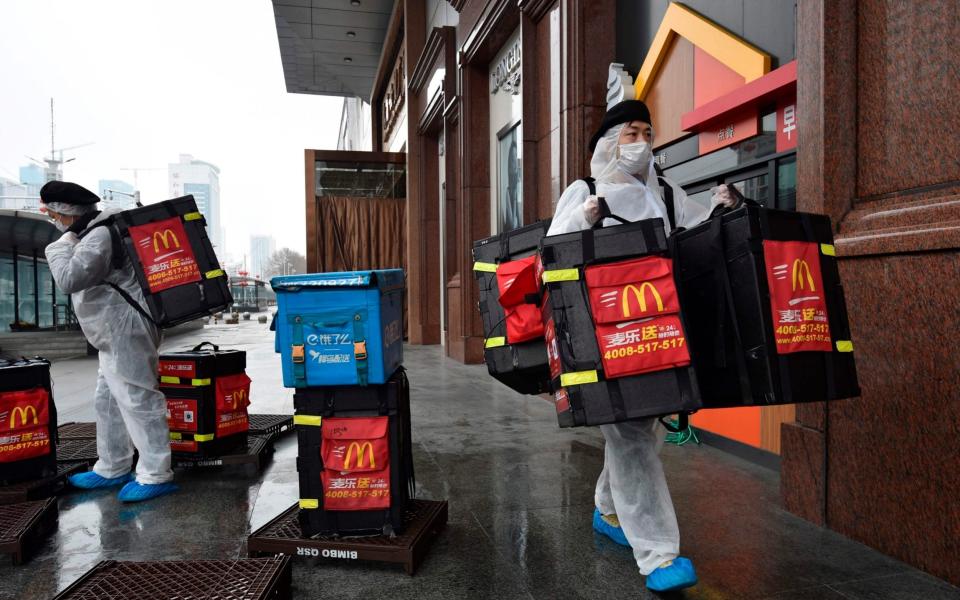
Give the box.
[248,499,448,575]
[0,498,58,565]
[248,414,294,439]
[172,435,275,472]
[56,439,99,466]
[57,422,98,440]
[0,463,85,506]
[53,556,292,599]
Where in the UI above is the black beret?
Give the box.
[588,100,652,153]
[39,181,100,206]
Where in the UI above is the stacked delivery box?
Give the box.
[159,343,251,457]
[272,270,414,537]
[0,358,58,484]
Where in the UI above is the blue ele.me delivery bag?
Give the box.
[272,270,404,387]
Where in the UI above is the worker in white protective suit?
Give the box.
[41,181,178,503]
[548,100,738,592]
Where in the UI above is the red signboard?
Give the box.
[697,107,759,155]
[776,98,798,152]
[585,257,691,378]
[320,417,391,510]
[128,216,201,293]
[0,388,52,462]
[763,240,832,353]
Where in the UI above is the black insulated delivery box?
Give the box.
[294,370,414,537]
[472,220,552,395]
[539,219,701,427]
[159,342,250,457]
[672,204,859,407]
[0,357,57,484]
[99,195,232,328]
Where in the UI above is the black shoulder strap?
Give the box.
[106,282,159,328]
[657,175,677,231]
[581,177,596,195]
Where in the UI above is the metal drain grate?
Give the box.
[248,500,448,575]
[57,422,98,440]
[0,463,84,505]
[247,414,294,438]
[54,557,292,599]
[56,439,99,465]
[0,497,58,564]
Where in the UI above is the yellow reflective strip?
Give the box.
[485,337,506,349]
[191,378,211,387]
[183,212,203,221]
[205,269,225,279]
[560,370,598,387]
[194,433,215,442]
[169,432,182,440]
[542,268,580,283]
[160,376,180,385]
[294,414,323,427]
[835,340,854,353]
[299,499,319,509]
[820,244,836,257]
[472,261,497,273]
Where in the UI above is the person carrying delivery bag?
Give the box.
[549,100,738,592]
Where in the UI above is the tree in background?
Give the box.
[265,248,307,278]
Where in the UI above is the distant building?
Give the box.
[250,235,276,280]
[0,177,35,211]
[336,97,372,151]
[168,154,222,256]
[98,179,138,211]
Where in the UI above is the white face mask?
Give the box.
[616,141,653,175]
[48,216,69,232]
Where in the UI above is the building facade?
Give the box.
[249,234,276,281]
[273,0,959,585]
[98,179,138,211]
[168,154,223,256]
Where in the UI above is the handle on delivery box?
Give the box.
[191,341,220,352]
[591,197,631,229]
[709,184,760,219]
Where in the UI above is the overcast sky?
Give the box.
[0,0,343,261]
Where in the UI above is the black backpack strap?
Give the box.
[581,177,596,195]
[652,164,677,230]
[105,282,159,328]
[657,176,677,231]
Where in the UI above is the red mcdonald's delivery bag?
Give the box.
[0,387,52,462]
[584,256,691,379]
[496,255,544,344]
[320,417,391,511]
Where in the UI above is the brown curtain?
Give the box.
[315,196,406,273]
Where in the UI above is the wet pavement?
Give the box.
[1,317,957,599]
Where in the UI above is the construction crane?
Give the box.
[25,98,94,182]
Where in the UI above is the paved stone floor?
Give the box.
[1,317,957,599]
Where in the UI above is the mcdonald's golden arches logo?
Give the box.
[622,282,664,317]
[791,259,816,292]
[231,389,247,408]
[344,442,375,469]
[10,405,38,428]
[153,229,181,253]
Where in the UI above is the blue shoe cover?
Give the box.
[592,508,630,547]
[646,557,698,592]
[68,471,133,490]
[117,481,178,503]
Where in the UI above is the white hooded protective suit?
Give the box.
[548,124,711,575]
[45,211,173,485]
